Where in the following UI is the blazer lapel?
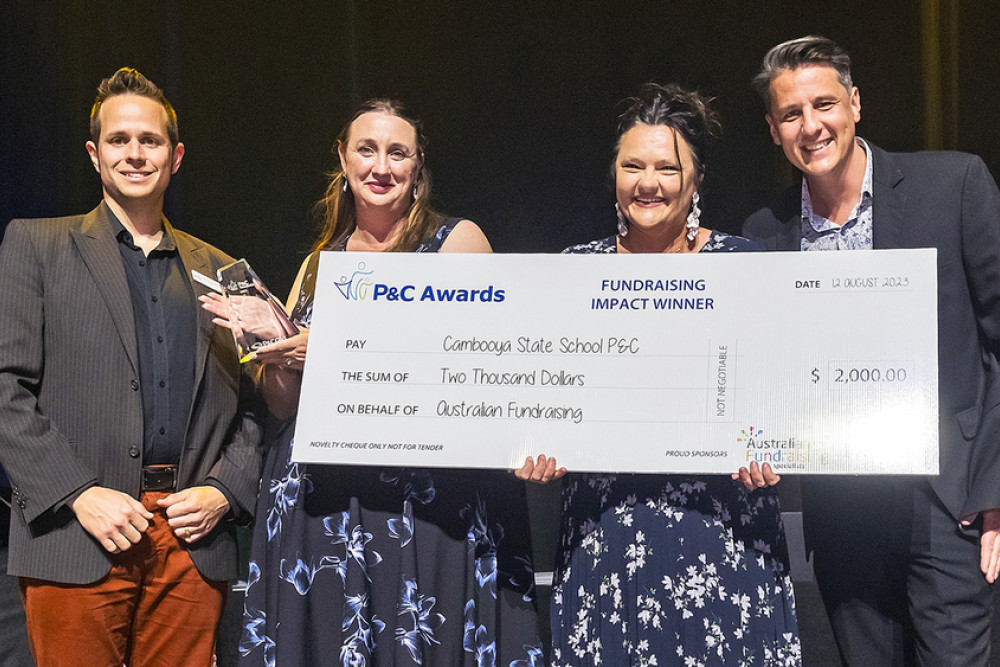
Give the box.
[170,222,215,392]
[870,144,906,249]
[70,203,139,373]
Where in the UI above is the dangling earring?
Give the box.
[616,203,628,237]
[412,184,419,201]
[341,176,348,193]
[686,191,701,242]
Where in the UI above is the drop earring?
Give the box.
[686,191,701,242]
[616,203,628,237]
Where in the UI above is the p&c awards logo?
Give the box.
[335,262,375,301]
[333,260,506,304]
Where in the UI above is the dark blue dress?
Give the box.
[552,233,801,666]
[239,219,542,667]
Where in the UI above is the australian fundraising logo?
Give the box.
[335,262,505,303]
[738,426,817,470]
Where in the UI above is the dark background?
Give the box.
[3,1,998,298]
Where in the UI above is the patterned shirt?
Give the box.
[800,138,874,251]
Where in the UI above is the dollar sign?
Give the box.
[811,368,820,383]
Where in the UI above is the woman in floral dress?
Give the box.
[219,100,543,667]
[528,84,801,666]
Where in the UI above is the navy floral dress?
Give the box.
[552,233,801,666]
[240,219,542,667]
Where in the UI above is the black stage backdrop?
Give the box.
[2,1,998,298]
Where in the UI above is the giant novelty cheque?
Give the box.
[292,250,938,475]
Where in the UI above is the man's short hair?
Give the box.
[89,67,179,146]
[752,36,854,110]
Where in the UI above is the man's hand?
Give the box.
[70,486,153,553]
[157,486,230,544]
[515,454,567,484]
[964,508,1000,583]
[731,461,781,491]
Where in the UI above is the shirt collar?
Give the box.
[800,137,873,232]
[107,208,177,253]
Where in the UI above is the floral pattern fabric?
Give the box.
[799,138,874,252]
[240,219,542,667]
[553,232,801,666]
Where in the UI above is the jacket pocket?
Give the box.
[957,403,983,441]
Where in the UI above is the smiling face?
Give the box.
[86,94,183,211]
[337,111,423,219]
[766,64,861,181]
[615,123,699,236]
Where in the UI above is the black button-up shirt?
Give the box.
[110,213,196,465]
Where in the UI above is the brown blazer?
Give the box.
[0,202,262,584]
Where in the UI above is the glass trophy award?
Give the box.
[217,259,299,363]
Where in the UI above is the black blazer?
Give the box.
[0,202,262,583]
[744,142,1000,522]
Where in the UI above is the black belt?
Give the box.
[141,465,178,492]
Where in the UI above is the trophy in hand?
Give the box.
[217,259,299,362]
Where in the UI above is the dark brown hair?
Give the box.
[90,67,179,146]
[614,82,720,183]
[752,36,854,109]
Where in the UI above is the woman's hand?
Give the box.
[731,461,781,490]
[254,330,310,371]
[515,454,567,484]
[199,293,234,328]
[199,292,292,341]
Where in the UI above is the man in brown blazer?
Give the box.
[0,68,262,665]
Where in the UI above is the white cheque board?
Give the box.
[292,250,939,474]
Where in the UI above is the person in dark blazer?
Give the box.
[0,465,31,666]
[0,68,262,666]
[743,36,1000,666]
